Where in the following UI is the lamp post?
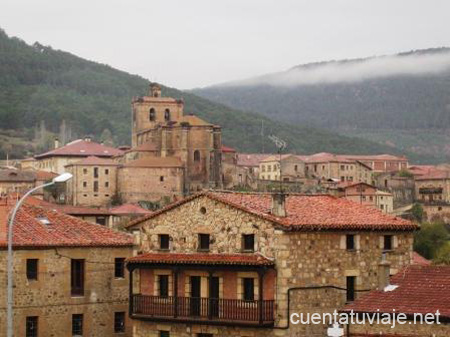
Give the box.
[6,172,72,337]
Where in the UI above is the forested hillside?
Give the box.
[0,29,440,163]
[193,48,450,161]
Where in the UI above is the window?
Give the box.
[294,165,298,172]
[346,276,356,302]
[243,278,255,301]
[149,108,156,121]
[346,235,355,250]
[160,176,164,182]
[71,259,85,296]
[96,217,106,226]
[26,259,38,280]
[384,235,392,251]
[164,109,171,121]
[93,181,99,192]
[197,334,213,337]
[72,314,83,336]
[94,167,99,178]
[158,275,169,297]
[83,168,88,174]
[26,316,38,337]
[105,181,109,188]
[160,332,170,337]
[194,150,201,162]
[198,234,210,251]
[82,181,87,188]
[262,165,265,172]
[268,165,271,172]
[114,312,125,333]
[242,234,255,252]
[341,165,345,171]
[115,258,125,278]
[105,169,109,175]
[159,234,170,250]
[341,176,345,182]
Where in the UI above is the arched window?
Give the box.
[149,108,156,121]
[164,109,170,121]
[194,150,200,162]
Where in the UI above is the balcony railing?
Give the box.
[131,294,275,326]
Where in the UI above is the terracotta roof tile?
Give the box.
[35,139,123,159]
[127,192,417,231]
[110,204,151,215]
[24,196,111,215]
[0,202,132,248]
[127,252,274,266]
[412,252,431,266]
[237,153,274,167]
[342,266,450,319]
[0,169,36,183]
[221,145,236,153]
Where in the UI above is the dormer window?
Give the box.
[149,108,156,121]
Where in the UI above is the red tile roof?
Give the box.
[0,169,35,182]
[415,169,450,181]
[66,156,118,167]
[0,202,133,248]
[412,252,432,266]
[110,204,151,215]
[127,252,274,266]
[35,139,123,159]
[34,170,58,181]
[221,145,236,153]
[24,196,111,215]
[127,192,417,231]
[237,153,274,167]
[342,266,450,319]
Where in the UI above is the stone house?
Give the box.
[131,83,222,192]
[303,153,373,184]
[117,156,185,205]
[343,154,408,173]
[0,169,57,199]
[373,172,415,208]
[342,265,450,337]
[124,191,417,337]
[221,146,238,189]
[0,197,134,337]
[65,156,119,207]
[259,154,305,182]
[236,153,273,189]
[33,137,123,174]
[340,182,394,214]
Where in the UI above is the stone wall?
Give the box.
[350,320,450,337]
[0,246,132,337]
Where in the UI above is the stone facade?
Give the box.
[131,84,222,191]
[342,183,394,214]
[259,154,306,182]
[127,194,414,337]
[65,159,118,207]
[0,246,133,337]
[305,159,372,185]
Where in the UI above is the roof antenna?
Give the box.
[268,135,287,193]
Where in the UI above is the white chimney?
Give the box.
[54,137,60,149]
[271,193,286,217]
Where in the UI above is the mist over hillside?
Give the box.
[193,48,450,160]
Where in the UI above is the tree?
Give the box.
[414,222,450,260]
[411,203,424,223]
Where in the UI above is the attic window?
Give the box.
[37,216,51,225]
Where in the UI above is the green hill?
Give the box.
[0,28,438,162]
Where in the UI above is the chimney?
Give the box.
[84,136,92,143]
[378,253,391,290]
[54,137,60,149]
[271,193,286,217]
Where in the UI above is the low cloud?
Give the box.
[226,51,450,87]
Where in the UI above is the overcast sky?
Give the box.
[1,0,450,89]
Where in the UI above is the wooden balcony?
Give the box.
[130,294,275,327]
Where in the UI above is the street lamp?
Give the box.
[6,172,73,337]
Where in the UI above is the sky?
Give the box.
[1,0,450,89]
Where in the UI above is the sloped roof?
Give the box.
[35,139,123,159]
[412,252,432,266]
[415,169,450,181]
[123,156,183,168]
[342,266,450,319]
[260,154,302,163]
[34,170,58,181]
[237,153,274,167]
[110,204,151,215]
[177,115,213,126]
[127,192,417,231]
[128,142,159,153]
[127,252,274,266]
[0,202,132,248]
[66,156,118,167]
[24,196,111,215]
[344,154,407,161]
[221,145,236,153]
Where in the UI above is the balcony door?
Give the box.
[210,277,220,318]
[190,276,201,316]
